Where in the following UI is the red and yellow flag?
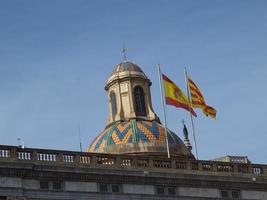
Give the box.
[188,77,216,118]
[162,74,197,117]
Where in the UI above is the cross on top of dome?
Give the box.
[121,45,128,61]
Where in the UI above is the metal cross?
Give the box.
[121,45,128,61]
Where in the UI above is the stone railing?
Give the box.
[0,145,266,177]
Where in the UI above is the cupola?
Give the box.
[105,61,159,127]
[87,60,195,159]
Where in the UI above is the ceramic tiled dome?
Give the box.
[88,120,193,158]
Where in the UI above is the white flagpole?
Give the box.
[157,64,170,158]
[184,67,198,160]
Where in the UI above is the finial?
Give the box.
[121,44,128,61]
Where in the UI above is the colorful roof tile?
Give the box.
[88,120,184,153]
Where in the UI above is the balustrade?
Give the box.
[217,164,234,172]
[80,156,91,164]
[238,165,249,173]
[17,152,31,160]
[0,150,10,158]
[191,162,199,170]
[37,153,57,162]
[153,160,171,168]
[253,167,263,175]
[202,163,213,171]
[121,159,132,167]
[0,145,266,177]
[63,155,74,163]
[96,156,115,165]
[176,161,186,169]
[134,159,149,167]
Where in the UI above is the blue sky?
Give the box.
[0,0,266,163]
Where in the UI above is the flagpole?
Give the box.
[184,67,198,160]
[157,64,170,158]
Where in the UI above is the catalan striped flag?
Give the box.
[162,74,197,117]
[188,77,216,118]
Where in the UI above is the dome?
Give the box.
[106,61,149,87]
[111,61,144,75]
[87,120,194,159]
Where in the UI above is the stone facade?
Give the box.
[0,145,267,199]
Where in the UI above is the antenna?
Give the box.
[78,124,83,152]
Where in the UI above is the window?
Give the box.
[110,91,117,118]
[53,181,62,190]
[156,187,165,195]
[99,183,109,192]
[221,190,240,199]
[155,186,177,196]
[232,191,240,198]
[40,181,49,190]
[167,187,176,196]
[134,86,146,116]
[221,190,229,198]
[111,184,120,193]
[99,183,121,193]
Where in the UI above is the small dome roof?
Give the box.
[87,120,194,159]
[111,61,144,76]
[106,61,150,88]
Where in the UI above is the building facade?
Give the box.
[0,61,266,200]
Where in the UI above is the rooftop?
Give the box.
[0,145,266,178]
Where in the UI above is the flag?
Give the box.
[188,77,216,118]
[162,74,197,117]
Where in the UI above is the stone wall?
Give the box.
[0,177,267,199]
[0,145,267,199]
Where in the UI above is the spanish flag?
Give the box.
[188,77,216,118]
[162,74,197,117]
